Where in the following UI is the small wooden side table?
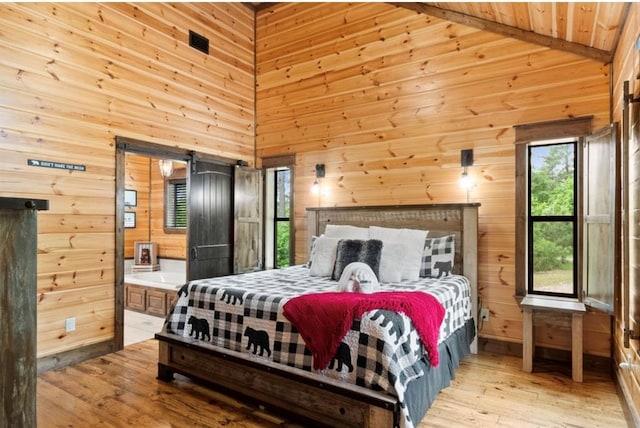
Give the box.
[521,295,587,382]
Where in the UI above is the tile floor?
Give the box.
[124,310,166,346]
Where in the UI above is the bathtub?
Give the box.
[124,271,186,291]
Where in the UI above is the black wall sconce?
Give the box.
[461,149,473,168]
[460,149,474,200]
[312,164,325,193]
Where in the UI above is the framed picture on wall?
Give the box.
[124,211,136,228]
[124,189,137,207]
[134,241,158,266]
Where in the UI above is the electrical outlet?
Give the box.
[480,308,490,321]
[65,317,76,333]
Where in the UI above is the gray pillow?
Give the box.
[332,239,382,281]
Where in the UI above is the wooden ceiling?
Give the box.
[396,2,630,63]
[253,2,632,63]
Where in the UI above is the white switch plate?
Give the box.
[65,317,76,332]
[480,308,490,321]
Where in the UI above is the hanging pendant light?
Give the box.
[158,159,174,178]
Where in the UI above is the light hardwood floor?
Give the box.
[37,340,629,427]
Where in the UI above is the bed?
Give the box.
[155,203,479,428]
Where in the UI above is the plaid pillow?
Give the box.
[306,235,318,267]
[420,235,455,278]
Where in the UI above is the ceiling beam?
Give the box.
[608,2,632,61]
[251,2,277,13]
[390,2,613,64]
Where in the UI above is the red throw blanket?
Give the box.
[282,291,445,370]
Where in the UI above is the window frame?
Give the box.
[164,177,187,233]
[273,168,292,268]
[526,141,578,298]
[514,116,592,301]
[262,154,295,270]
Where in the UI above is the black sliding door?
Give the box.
[188,159,234,281]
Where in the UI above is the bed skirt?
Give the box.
[405,318,475,424]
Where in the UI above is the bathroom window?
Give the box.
[165,178,187,231]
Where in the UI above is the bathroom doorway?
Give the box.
[115,137,193,349]
[122,151,188,345]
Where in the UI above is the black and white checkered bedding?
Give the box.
[164,265,472,428]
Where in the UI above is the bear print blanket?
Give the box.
[163,265,472,428]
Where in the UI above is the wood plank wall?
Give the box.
[256,3,612,357]
[612,2,640,421]
[124,155,151,259]
[150,160,187,260]
[0,0,628,368]
[0,2,254,358]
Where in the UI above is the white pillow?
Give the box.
[377,241,404,283]
[323,224,369,239]
[308,236,341,277]
[369,226,428,281]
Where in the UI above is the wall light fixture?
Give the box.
[460,149,474,201]
[311,163,325,194]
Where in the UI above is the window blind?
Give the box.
[166,179,187,228]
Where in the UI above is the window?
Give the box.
[527,142,577,297]
[274,168,291,268]
[263,155,295,270]
[515,117,616,312]
[165,178,187,230]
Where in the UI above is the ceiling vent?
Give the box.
[189,30,209,55]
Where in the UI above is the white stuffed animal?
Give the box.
[336,262,380,293]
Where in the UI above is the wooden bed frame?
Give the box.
[156,203,479,427]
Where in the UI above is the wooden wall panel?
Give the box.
[0,2,254,358]
[257,3,611,357]
[612,2,640,423]
[124,155,151,260]
[149,162,187,260]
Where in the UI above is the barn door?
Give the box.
[234,167,263,273]
[582,124,618,313]
[188,157,234,281]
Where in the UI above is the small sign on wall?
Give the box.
[28,159,86,172]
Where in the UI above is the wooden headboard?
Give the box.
[307,203,480,352]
